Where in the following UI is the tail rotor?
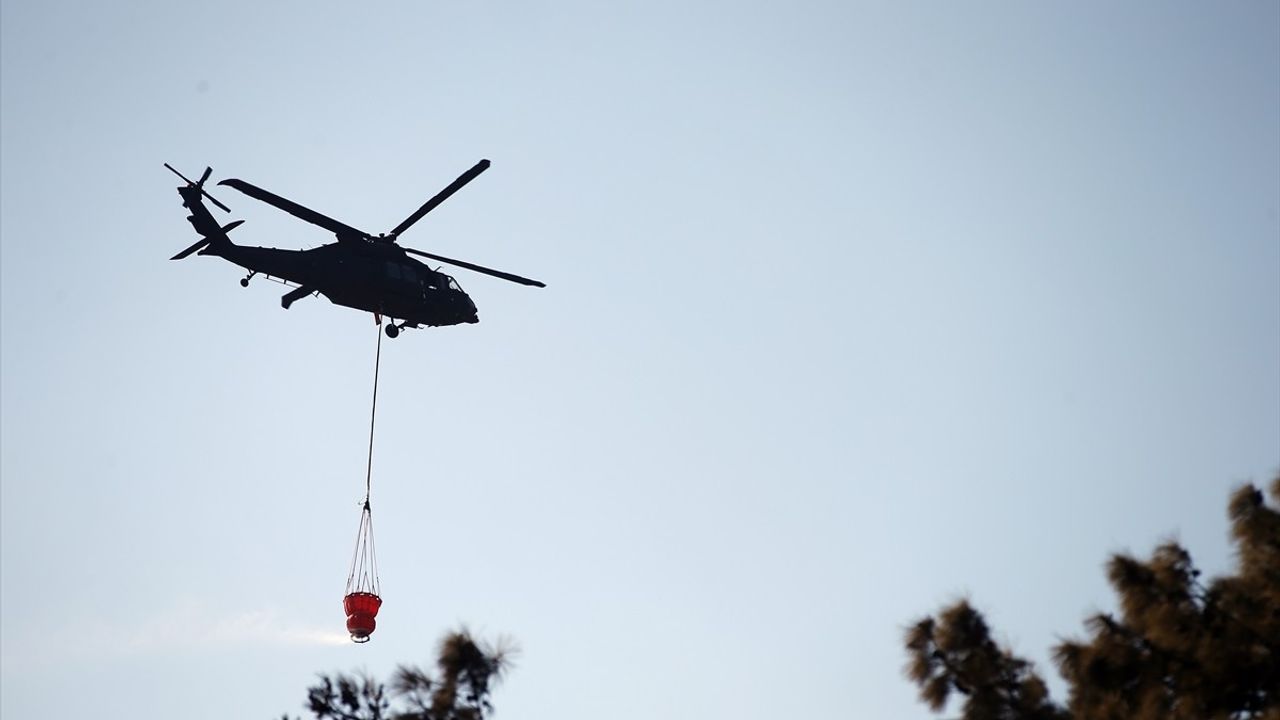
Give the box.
[164,163,231,212]
[166,162,240,260]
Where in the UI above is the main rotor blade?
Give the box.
[403,247,545,287]
[219,178,366,241]
[388,159,490,239]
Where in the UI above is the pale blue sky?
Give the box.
[2,2,1277,718]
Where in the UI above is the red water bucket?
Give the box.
[343,591,383,642]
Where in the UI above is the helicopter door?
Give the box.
[385,262,422,297]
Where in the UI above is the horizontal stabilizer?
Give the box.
[170,238,210,261]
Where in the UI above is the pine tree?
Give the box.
[905,475,1280,720]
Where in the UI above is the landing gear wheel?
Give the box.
[240,277,250,287]
[385,323,400,339]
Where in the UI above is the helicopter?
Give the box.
[167,160,544,338]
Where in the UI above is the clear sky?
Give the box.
[2,2,1277,718]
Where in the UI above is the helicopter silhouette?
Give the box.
[167,160,544,338]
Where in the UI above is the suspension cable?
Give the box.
[365,321,382,504]
[347,321,384,596]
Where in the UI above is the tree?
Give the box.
[284,629,514,720]
[905,474,1280,720]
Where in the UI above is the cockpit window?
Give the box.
[401,265,417,283]
[385,262,402,280]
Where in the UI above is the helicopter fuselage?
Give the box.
[204,238,479,327]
